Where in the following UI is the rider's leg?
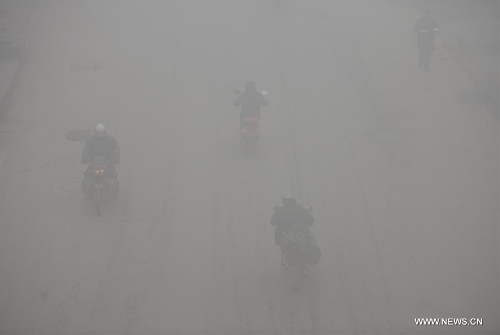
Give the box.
[108,164,118,178]
[82,173,93,198]
[418,49,424,69]
[423,49,432,70]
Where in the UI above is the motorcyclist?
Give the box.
[81,124,120,199]
[81,124,120,175]
[413,8,440,71]
[233,81,268,128]
[271,193,314,266]
[274,0,288,12]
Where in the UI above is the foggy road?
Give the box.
[0,1,498,334]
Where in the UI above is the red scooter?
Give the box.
[234,89,268,154]
[82,155,119,216]
[241,116,260,153]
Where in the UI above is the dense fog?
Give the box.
[0,0,498,334]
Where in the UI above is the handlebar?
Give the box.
[234,89,268,96]
[273,205,313,212]
[419,28,440,34]
[106,152,120,165]
[84,151,120,166]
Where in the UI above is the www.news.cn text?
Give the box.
[415,318,483,326]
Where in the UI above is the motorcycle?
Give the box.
[273,205,321,291]
[274,0,289,14]
[418,28,441,36]
[416,27,440,46]
[419,28,440,35]
[416,28,440,70]
[82,155,119,216]
[241,116,260,153]
[234,89,268,154]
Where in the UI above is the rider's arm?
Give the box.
[301,208,314,226]
[306,213,314,226]
[81,139,90,164]
[432,18,439,29]
[270,210,281,226]
[111,137,120,164]
[260,94,269,107]
[81,147,89,164]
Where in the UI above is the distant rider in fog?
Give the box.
[233,81,268,128]
[81,124,120,199]
[413,8,440,71]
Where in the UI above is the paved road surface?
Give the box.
[0,1,498,334]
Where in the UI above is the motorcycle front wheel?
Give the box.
[96,189,104,216]
[242,138,258,155]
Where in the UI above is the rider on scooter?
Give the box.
[81,124,120,196]
[413,8,440,71]
[233,81,268,128]
[271,193,314,267]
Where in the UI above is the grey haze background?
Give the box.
[0,0,498,334]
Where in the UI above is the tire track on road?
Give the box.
[270,31,320,335]
[303,90,361,333]
[204,66,249,335]
[223,89,281,335]
[249,164,282,335]
[88,2,181,332]
[223,34,283,333]
[306,9,395,333]
[221,45,254,335]
[226,206,252,335]
[243,158,281,335]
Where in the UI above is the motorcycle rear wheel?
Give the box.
[242,138,258,155]
[96,189,104,216]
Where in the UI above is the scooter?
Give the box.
[241,116,260,154]
[82,154,119,216]
[234,89,268,154]
[273,205,321,291]
[419,27,440,35]
[274,0,289,14]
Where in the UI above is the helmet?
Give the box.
[424,8,432,15]
[95,124,107,138]
[282,193,296,206]
[245,81,256,91]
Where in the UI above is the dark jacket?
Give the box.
[414,15,439,51]
[81,135,120,164]
[233,89,268,118]
[271,204,314,229]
